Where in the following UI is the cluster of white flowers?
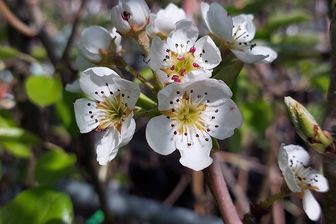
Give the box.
[73,0,278,170]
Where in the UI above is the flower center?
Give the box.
[96,94,132,132]
[162,92,207,134]
[161,48,200,83]
[122,11,131,21]
[292,165,320,192]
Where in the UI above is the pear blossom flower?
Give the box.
[146,3,187,39]
[148,20,221,85]
[146,79,242,171]
[278,144,329,221]
[201,2,277,64]
[111,0,150,34]
[76,26,122,71]
[74,67,140,165]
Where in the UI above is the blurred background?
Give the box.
[0,0,331,223]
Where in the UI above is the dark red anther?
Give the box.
[170,65,175,71]
[189,46,196,54]
[192,62,200,68]
[172,75,181,83]
[122,11,131,21]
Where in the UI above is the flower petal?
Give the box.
[306,172,329,192]
[111,4,131,34]
[146,115,177,156]
[147,3,187,38]
[302,190,321,221]
[231,49,267,64]
[148,37,171,71]
[79,67,120,101]
[111,78,140,109]
[78,26,112,62]
[251,46,277,63]
[74,98,100,133]
[232,14,255,42]
[123,0,150,31]
[167,20,199,54]
[158,79,233,111]
[120,116,136,148]
[184,69,212,83]
[76,54,96,72]
[194,36,221,70]
[282,144,310,167]
[178,131,213,171]
[95,128,121,165]
[205,99,242,140]
[65,79,81,93]
[201,2,233,41]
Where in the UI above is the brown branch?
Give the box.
[323,1,336,223]
[204,152,242,224]
[163,174,190,206]
[0,0,36,37]
[61,0,87,60]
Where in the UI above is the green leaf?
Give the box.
[25,75,63,107]
[0,187,73,224]
[213,58,244,86]
[35,148,76,185]
[0,127,40,143]
[1,141,31,158]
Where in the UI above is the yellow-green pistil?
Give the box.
[162,47,200,83]
[162,92,207,135]
[96,94,132,132]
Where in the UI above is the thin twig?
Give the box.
[163,174,191,206]
[61,0,87,60]
[204,152,242,224]
[0,0,37,37]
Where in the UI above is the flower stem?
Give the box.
[136,93,157,109]
[134,108,160,119]
[259,191,290,209]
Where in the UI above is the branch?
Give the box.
[204,152,242,224]
[323,1,336,222]
[61,0,87,60]
[0,0,37,37]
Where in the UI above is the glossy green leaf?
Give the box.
[25,75,63,107]
[0,187,73,224]
[35,148,76,185]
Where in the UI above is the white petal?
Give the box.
[78,26,112,62]
[283,167,302,192]
[148,37,171,71]
[302,190,321,221]
[231,49,267,64]
[184,69,212,83]
[205,99,242,140]
[74,98,99,133]
[232,14,255,42]
[120,117,136,148]
[65,79,81,93]
[123,0,150,31]
[155,69,170,85]
[201,2,233,41]
[79,67,121,101]
[146,115,176,155]
[158,79,233,111]
[111,27,123,54]
[167,20,199,54]
[111,4,131,34]
[194,36,221,69]
[282,144,310,166]
[178,131,213,171]
[111,78,140,109]
[148,3,187,37]
[306,172,329,192]
[251,46,277,63]
[95,128,121,165]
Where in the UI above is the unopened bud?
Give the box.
[284,96,333,153]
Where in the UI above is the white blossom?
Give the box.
[201,2,277,64]
[148,20,221,85]
[76,26,122,71]
[278,144,329,221]
[146,3,187,39]
[74,67,140,165]
[146,79,242,171]
[111,0,150,34]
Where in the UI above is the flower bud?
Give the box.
[284,96,333,153]
[111,0,150,35]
